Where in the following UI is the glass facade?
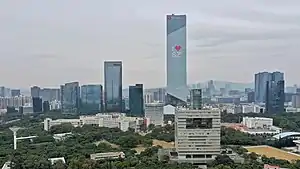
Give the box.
[81,84,103,113]
[255,71,284,103]
[129,84,144,117]
[62,82,80,114]
[166,14,188,104]
[104,61,122,112]
[265,72,285,114]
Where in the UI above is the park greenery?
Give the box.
[0,111,300,168]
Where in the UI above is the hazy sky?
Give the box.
[1,0,300,88]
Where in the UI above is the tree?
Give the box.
[212,155,234,167]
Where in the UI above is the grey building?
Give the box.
[61,82,80,114]
[255,71,284,103]
[104,61,122,112]
[31,86,41,98]
[81,84,103,114]
[60,85,64,111]
[166,14,188,106]
[40,88,60,101]
[129,84,144,116]
[11,89,21,97]
[145,103,164,126]
[190,89,202,110]
[266,79,285,114]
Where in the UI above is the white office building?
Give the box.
[144,103,164,126]
[175,108,221,167]
[242,117,273,129]
[44,113,147,132]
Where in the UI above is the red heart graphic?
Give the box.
[175,45,181,51]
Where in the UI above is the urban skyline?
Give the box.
[1,1,300,88]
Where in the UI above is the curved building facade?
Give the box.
[166,14,188,104]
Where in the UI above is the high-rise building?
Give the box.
[266,79,285,114]
[175,108,220,167]
[32,97,43,113]
[31,86,41,98]
[247,91,255,103]
[104,61,122,112]
[81,84,103,114]
[129,84,144,117]
[43,101,50,113]
[40,88,60,101]
[61,82,80,114]
[166,14,188,106]
[190,89,202,110]
[255,71,284,103]
[144,103,164,126]
[0,87,11,97]
[60,85,64,111]
[11,89,21,97]
[0,86,4,97]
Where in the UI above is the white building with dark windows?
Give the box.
[43,113,148,132]
[145,103,164,126]
[175,108,221,167]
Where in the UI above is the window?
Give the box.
[186,118,212,129]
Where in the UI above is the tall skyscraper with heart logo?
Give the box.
[166,14,188,106]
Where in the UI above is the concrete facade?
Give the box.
[175,108,221,166]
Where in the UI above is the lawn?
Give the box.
[244,145,300,162]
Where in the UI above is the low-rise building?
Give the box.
[48,157,66,165]
[44,113,148,132]
[90,152,125,160]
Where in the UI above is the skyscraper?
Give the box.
[129,84,144,117]
[11,89,21,97]
[81,84,103,114]
[166,14,188,105]
[255,71,284,103]
[190,89,202,110]
[254,72,270,103]
[31,86,41,98]
[62,82,80,114]
[104,61,122,112]
[32,97,42,113]
[265,72,285,114]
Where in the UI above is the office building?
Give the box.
[292,95,300,108]
[32,97,42,113]
[11,89,21,97]
[190,89,202,110]
[266,80,285,114]
[31,86,41,98]
[81,84,103,114]
[247,91,255,103]
[174,88,220,167]
[166,14,188,106]
[40,88,60,101]
[129,84,144,117]
[60,85,64,111]
[255,71,284,103]
[144,103,164,126]
[264,72,285,114]
[104,61,122,112]
[43,101,50,113]
[0,87,11,97]
[61,82,80,114]
[175,107,221,167]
